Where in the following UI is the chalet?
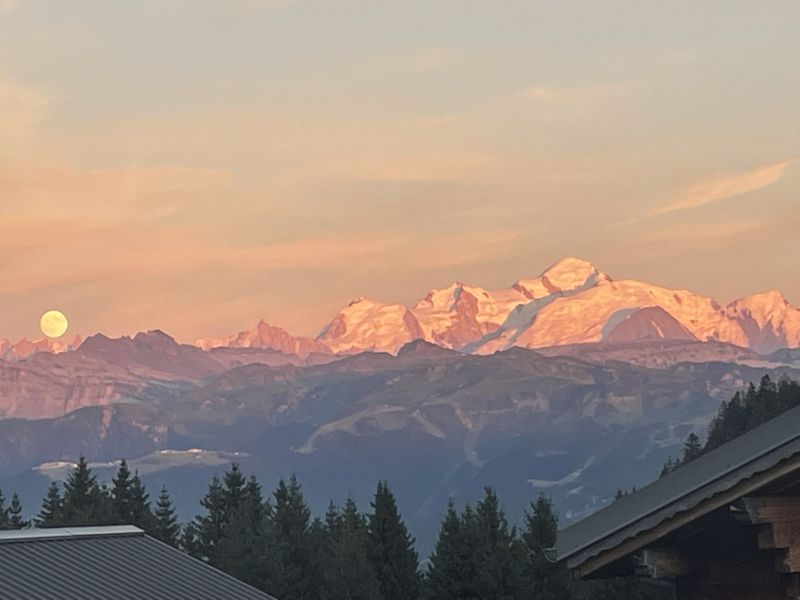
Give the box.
[557,404,800,599]
[0,525,276,600]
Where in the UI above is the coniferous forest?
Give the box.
[0,376,796,599]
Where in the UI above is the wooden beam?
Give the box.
[776,547,800,574]
[639,548,698,579]
[757,521,800,549]
[740,497,800,525]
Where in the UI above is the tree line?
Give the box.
[661,374,800,477]
[0,457,673,599]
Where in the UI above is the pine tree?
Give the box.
[367,481,420,600]
[309,512,336,600]
[218,473,268,589]
[129,473,155,532]
[267,475,318,600]
[154,485,180,547]
[62,457,108,526]
[0,489,8,530]
[682,433,702,464]
[522,495,570,600]
[222,463,247,513]
[181,520,202,557]
[328,497,382,600]
[473,487,525,600]
[426,501,475,600]
[37,482,64,527]
[195,475,227,566]
[110,459,134,525]
[8,493,27,529]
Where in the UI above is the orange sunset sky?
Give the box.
[1,0,798,341]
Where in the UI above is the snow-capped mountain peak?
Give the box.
[726,290,800,353]
[514,257,612,299]
[195,319,327,357]
[317,297,424,354]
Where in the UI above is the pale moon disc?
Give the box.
[40,310,69,338]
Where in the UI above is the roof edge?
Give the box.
[557,403,800,565]
[0,525,144,544]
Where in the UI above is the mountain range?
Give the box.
[4,258,800,360]
[2,257,800,551]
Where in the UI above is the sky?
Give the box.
[1,0,798,341]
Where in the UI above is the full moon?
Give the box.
[40,310,69,338]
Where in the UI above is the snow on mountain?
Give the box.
[307,257,799,355]
[412,283,526,349]
[726,290,800,354]
[0,335,82,361]
[474,279,750,352]
[605,306,696,342]
[514,257,612,298]
[412,258,613,351]
[317,297,425,354]
[11,257,791,360]
[195,319,329,357]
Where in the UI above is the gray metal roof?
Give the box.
[0,526,276,600]
[557,403,800,570]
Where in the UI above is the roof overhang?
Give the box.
[557,404,800,577]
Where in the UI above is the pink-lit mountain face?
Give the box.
[195,319,329,358]
[0,335,82,361]
[5,258,800,361]
[312,258,800,355]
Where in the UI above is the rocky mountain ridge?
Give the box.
[5,258,800,362]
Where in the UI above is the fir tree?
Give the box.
[129,473,155,532]
[328,497,382,600]
[0,489,8,530]
[62,457,107,526]
[522,495,570,600]
[218,473,268,589]
[110,459,134,525]
[309,513,336,600]
[267,475,318,600]
[194,475,227,565]
[154,485,180,547]
[181,520,202,557]
[8,493,27,529]
[682,433,702,464]
[473,487,525,600]
[222,463,247,513]
[367,481,421,600]
[426,500,475,600]
[37,482,64,527]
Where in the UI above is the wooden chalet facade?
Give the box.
[556,404,800,599]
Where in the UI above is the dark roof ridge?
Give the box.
[557,402,800,563]
[0,525,143,545]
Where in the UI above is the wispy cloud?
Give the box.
[518,82,631,105]
[645,218,767,243]
[652,161,789,216]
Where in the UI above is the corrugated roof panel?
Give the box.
[0,528,276,600]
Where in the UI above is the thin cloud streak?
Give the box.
[652,161,790,216]
[645,218,767,243]
[518,82,632,105]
